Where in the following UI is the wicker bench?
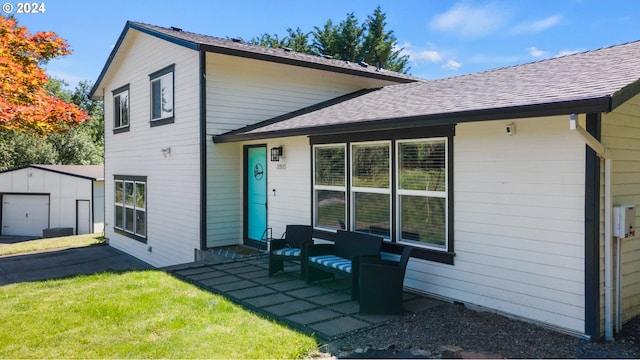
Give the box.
[305,230,383,300]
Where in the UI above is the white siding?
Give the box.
[0,167,95,234]
[206,137,311,247]
[204,53,396,248]
[93,181,105,233]
[260,136,311,238]
[98,30,201,267]
[404,117,587,334]
[602,93,640,323]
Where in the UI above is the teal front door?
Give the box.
[246,146,267,244]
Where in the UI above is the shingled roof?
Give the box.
[214,39,640,142]
[90,21,418,98]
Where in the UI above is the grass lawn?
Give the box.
[0,233,105,257]
[0,235,319,358]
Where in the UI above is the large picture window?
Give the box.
[114,176,146,242]
[149,65,174,126]
[311,128,453,263]
[112,84,129,133]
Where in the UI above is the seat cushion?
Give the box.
[271,247,301,257]
[308,255,352,273]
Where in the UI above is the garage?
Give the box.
[1,194,50,236]
[0,165,104,237]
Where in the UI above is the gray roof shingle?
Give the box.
[215,40,640,142]
[90,21,419,99]
[128,21,419,83]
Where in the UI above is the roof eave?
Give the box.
[0,165,103,181]
[212,96,612,143]
[200,45,416,84]
[89,21,199,99]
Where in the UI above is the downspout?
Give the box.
[570,114,613,341]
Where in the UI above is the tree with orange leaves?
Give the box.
[0,16,88,136]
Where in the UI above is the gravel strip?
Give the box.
[320,302,640,358]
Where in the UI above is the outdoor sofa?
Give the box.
[305,230,383,300]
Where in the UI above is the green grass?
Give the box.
[0,270,318,358]
[0,233,105,257]
[0,235,319,358]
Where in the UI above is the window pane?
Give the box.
[125,208,134,232]
[136,210,146,237]
[115,181,123,204]
[120,91,129,126]
[399,140,446,191]
[161,73,173,118]
[315,146,345,186]
[400,195,446,248]
[135,183,145,209]
[354,192,390,237]
[152,80,161,119]
[316,190,345,230]
[124,182,134,206]
[115,205,123,228]
[114,95,121,127]
[352,143,389,188]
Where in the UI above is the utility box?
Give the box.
[613,205,636,239]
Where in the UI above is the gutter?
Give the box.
[569,114,614,341]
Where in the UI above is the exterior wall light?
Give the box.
[270,146,283,161]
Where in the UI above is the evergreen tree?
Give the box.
[361,6,409,72]
[252,7,410,74]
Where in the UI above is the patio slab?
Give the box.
[263,299,318,316]
[165,256,446,340]
[286,308,342,325]
[309,316,371,338]
[244,293,296,308]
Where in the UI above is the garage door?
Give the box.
[1,195,50,237]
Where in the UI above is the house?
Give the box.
[90,21,640,340]
[0,165,104,237]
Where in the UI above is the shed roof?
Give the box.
[214,39,640,142]
[90,21,418,99]
[0,165,104,181]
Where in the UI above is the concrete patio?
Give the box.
[164,251,445,340]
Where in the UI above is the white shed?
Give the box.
[0,165,104,237]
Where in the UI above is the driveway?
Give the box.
[0,244,154,285]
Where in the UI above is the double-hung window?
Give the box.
[351,141,391,237]
[314,144,346,230]
[112,84,129,133]
[397,138,447,249]
[311,127,454,264]
[114,176,146,242]
[149,65,174,126]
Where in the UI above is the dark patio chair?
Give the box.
[358,246,413,315]
[268,225,313,278]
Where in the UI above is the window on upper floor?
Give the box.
[149,64,174,126]
[112,84,130,133]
